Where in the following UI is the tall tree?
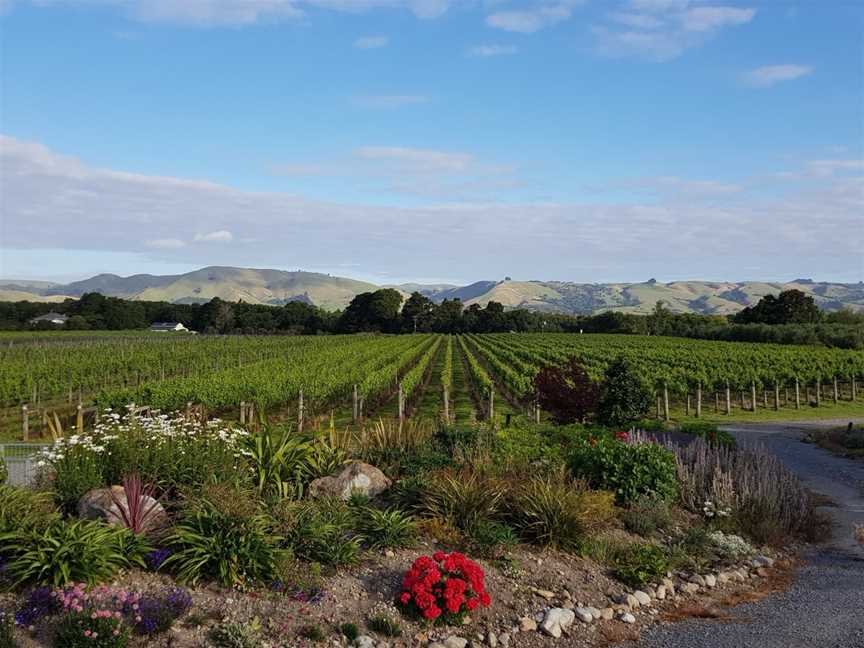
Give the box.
[401,291,435,332]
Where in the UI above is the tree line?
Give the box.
[1,289,861,348]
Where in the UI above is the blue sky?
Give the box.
[0,0,862,285]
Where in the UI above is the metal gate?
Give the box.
[1,444,47,486]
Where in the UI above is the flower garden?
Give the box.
[0,404,823,648]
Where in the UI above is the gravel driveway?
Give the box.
[623,419,864,648]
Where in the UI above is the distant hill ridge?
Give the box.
[1,266,862,315]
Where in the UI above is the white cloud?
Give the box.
[4,0,452,25]
[806,159,864,177]
[743,64,814,88]
[467,44,518,57]
[193,230,234,243]
[354,35,388,49]
[486,1,581,33]
[351,94,429,108]
[595,1,756,61]
[146,238,186,249]
[3,135,861,283]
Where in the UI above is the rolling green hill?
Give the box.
[2,269,862,315]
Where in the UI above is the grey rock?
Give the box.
[78,486,167,534]
[486,631,497,647]
[443,638,468,648]
[498,633,511,648]
[600,608,615,621]
[540,608,576,638]
[575,607,593,623]
[704,574,717,588]
[356,637,376,648]
[620,613,636,624]
[518,618,536,633]
[752,555,775,568]
[655,586,667,600]
[680,582,700,595]
[633,590,652,606]
[308,461,391,500]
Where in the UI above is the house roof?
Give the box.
[150,321,184,328]
[30,312,68,321]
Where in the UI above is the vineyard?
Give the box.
[2,331,864,440]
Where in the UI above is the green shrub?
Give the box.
[388,474,432,512]
[2,520,147,587]
[621,495,673,537]
[274,499,361,566]
[208,619,263,648]
[422,470,504,532]
[243,428,314,500]
[568,434,678,505]
[340,623,359,642]
[50,446,105,514]
[165,489,282,587]
[357,507,416,549]
[597,357,652,427]
[666,526,714,571]
[298,624,326,642]
[54,611,128,648]
[0,457,7,486]
[612,543,670,587]
[0,485,59,537]
[0,609,15,648]
[506,477,616,550]
[367,615,401,637]
[678,422,735,449]
[465,519,518,558]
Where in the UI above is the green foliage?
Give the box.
[621,495,673,536]
[568,434,678,505]
[1,520,147,587]
[164,488,282,587]
[244,428,314,500]
[506,476,616,550]
[357,507,416,549]
[597,357,652,427]
[0,485,59,537]
[367,615,402,638]
[340,623,359,642]
[274,499,361,566]
[54,612,129,648]
[51,446,105,514]
[0,610,15,648]
[465,519,518,558]
[298,624,326,642]
[612,543,670,588]
[207,619,263,648]
[0,457,6,486]
[422,470,504,532]
[678,422,736,449]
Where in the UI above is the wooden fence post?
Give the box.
[443,386,450,423]
[22,405,28,441]
[795,378,801,409]
[774,382,780,411]
[853,376,858,401]
[696,382,702,418]
[535,396,541,424]
[77,404,83,434]
[353,385,359,424]
[751,382,757,412]
[298,390,304,432]
[763,390,768,409]
[488,388,495,421]
[816,380,821,407]
[656,393,662,418]
[685,392,690,417]
[833,377,839,404]
[240,401,246,424]
[662,382,670,422]
[725,382,731,415]
[398,385,404,421]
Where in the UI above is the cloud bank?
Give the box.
[2,135,861,283]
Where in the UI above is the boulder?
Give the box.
[308,461,391,500]
[78,486,167,534]
[540,608,575,638]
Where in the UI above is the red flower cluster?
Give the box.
[398,552,491,623]
[614,430,629,441]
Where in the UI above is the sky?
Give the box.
[0,0,862,286]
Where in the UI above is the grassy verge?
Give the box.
[659,400,864,425]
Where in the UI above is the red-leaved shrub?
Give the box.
[397,552,491,623]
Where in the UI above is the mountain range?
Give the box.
[1,267,862,316]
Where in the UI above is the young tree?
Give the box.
[597,356,651,427]
[534,357,600,424]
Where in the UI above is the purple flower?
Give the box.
[145,548,171,571]
[15,587,60,627]
[125,587,191,635]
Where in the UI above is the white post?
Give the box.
[696,383,702,418]
[298,390,304,432]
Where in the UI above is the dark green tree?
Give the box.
[401,292,435,332]
[597,356,651,427]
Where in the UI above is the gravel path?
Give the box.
[625,419,864,648]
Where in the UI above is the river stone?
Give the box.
[308,461,391,500]
[518,617,537,633]
[655,586,666,600]
[356,637,376,648]
[78,486,167,534]
[574,607,593,623]
[620,613,636,624]
[680,582,700,595]
[633,590,652,606]
[600,608,614,620]
[444,637,468,648]
[540,608,576,638]
[704,574,717,588]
